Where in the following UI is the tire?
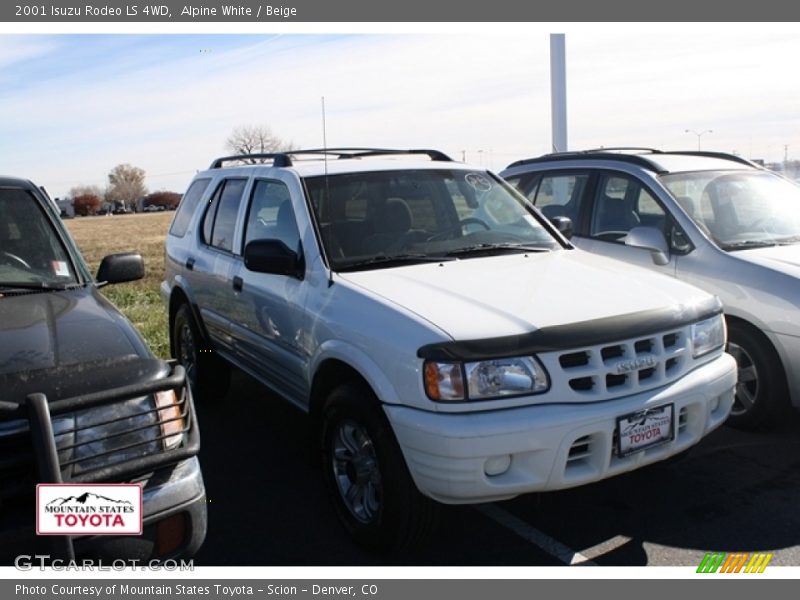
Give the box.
[725,322,788,431]
[320,381,438,554]
[172,303,230,403]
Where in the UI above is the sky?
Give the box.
[2,25,800,199]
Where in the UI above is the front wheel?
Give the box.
[725,322,788,430]
[320,382,437,553]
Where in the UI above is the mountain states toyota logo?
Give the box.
[36,484,142,535]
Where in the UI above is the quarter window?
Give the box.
[169,178,210,238]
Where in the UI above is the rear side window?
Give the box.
[202,178,247,253]
[169,178,211,238]
[530,173,589,223]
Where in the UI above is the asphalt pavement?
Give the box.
[193,368,800,567]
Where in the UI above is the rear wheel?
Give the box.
[726,322,787,430]
[320,381,437,553]
[172,303,230,403]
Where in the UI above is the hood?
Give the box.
[339,249,714,340]
[0,287,146,379]
[731,244,800,278]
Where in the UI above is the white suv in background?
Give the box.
[163,148,735,552]
[502,149,800,430]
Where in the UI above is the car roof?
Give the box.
[504,149,759,175]
[0,176,36,189]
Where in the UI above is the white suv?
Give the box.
[162,149,735,552]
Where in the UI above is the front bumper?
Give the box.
[385,352,735,504]
[75,457,207,561]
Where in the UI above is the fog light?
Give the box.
[710,396,720,413]
[484,455,511,477]
[155,512,187,557]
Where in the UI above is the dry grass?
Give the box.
[65,212,174,358]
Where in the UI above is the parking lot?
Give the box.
[193,368,800,567]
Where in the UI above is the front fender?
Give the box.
[310,339,404,406]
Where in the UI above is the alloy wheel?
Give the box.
[331,419,382,524]
[727,341,759,417]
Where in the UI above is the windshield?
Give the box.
[661,170,800,250]
[304,169,561,270]
[0,188,78,289]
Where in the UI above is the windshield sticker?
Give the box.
[465,172,493,192]
[52,261,70,277]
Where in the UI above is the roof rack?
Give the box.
[665,150,759,168]
[505,148,755,174]
[210,148,452,169]
[583,147,663,154]
[210,153,293,169]
[506,150,669,174]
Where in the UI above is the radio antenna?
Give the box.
[321,96,329,176]
[321,96,334,287]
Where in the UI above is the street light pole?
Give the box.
[685,129,713,150]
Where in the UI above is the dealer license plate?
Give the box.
[615,404,674,457]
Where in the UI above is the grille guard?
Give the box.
[3,360,199,560]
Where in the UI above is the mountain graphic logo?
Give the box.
[46,492,134,508]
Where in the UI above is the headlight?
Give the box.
[52,390,187,476]
[424,356,549,401]
[53,397,163,475]
[691,313,727,358]
[155,389,186,450]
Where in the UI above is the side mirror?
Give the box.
[96,252,145,284]
[548,216,573,240]
[625,226,670,266]
[244,239,305,279]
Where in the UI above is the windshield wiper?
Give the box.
[445,243,552,258]
[774,235,800,245]
[0,281,82,293]
[336,253,455,272]
[720,240,779,250]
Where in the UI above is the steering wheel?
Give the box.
[428,218,491,242]
[0,251,32,270]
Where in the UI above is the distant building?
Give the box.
[55,198,75,218]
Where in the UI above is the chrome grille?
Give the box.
[541,327,691,402]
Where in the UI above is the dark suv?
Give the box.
[0,177,206,562]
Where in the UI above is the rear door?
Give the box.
[189,177,249,356]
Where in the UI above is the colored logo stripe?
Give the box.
[697,552,773,573]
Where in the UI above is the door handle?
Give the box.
[232,276,243,292]
[185,257,195,271]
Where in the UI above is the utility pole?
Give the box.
[550,34,567,153]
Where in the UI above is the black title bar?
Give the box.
[3,0,800,22]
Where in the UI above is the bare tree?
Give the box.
[225,125,296,163]
[107,164,147,210]
[144,190,182,210]
[73,193,103,216]
[68,184,105,201]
